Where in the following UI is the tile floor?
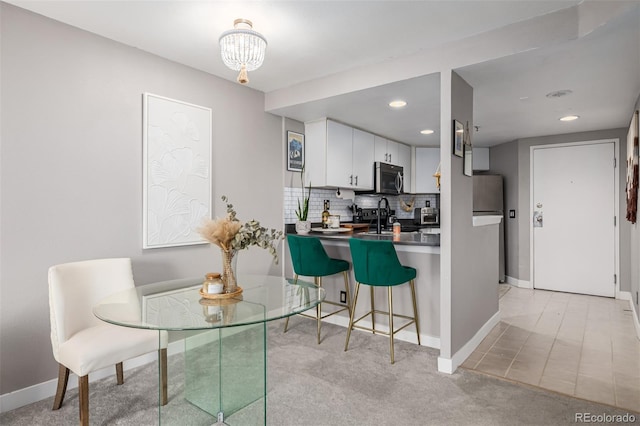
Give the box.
[462,285,640,413]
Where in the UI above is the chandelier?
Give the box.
[219,19,267,84]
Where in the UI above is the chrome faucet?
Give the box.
[376,197,390,234]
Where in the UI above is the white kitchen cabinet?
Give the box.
[374,136,399,164]
[352,129,375,189]
[304,119,374,190]
[415,147,440,193]
[397,142,412,193]
[326,120,353,187]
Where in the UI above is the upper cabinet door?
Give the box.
[352,129,375,190]
[374,135,388,163]
[415,147,440,193]
[326,120,353,188]
[386,140,399,165]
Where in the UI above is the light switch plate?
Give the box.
[509,210,516,218]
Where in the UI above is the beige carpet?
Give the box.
[1,319,635,425]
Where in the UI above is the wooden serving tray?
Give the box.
[199,286,243,300]
[342,223,370,233]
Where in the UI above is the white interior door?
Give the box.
[532,142,616,297]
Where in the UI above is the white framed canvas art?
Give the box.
[143,93,212,249]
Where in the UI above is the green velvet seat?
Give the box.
[345,238,420,364]
[286,235,351,344]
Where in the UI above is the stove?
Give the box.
[353,208,394,223]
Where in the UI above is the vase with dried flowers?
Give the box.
[294,166,312,234]
[198,196,283,294]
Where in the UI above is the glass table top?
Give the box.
[94,274,325,331]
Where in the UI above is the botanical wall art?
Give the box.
[287,130,305,172]
[143,93,212,248]
[626,110,639,224]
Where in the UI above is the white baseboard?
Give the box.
[618,290,632,301]
[0,340,184,414]
[321,314,440,349]
[437,310,501,375]
[505,276,532,289]
[619,291,640,340]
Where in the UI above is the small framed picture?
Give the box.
[453,120,464,157]
[287,131,304,172]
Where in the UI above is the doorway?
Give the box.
[531,140,618,297]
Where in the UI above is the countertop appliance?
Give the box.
[414,207,439,225]
[375,162,403,194]
[473,174,505,282]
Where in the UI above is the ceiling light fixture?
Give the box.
[420,129,434,135]
[219,19,267,84]
[559,115,579,122]
[389,100,407,108]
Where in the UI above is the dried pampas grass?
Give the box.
[197,217,241,251]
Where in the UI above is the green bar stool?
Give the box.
[345,238,420,364]
[286,235,351,344]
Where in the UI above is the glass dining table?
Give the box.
[93,274,324,425]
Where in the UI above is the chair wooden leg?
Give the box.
[343,271,352,316]
[116,362,124,385]
[344,282,361,351]
[370,286,376,333]
[388,287,395,364]
[52,364,69,410]
[78,375,89,426]
[410,279,421,345]
[160,348,168,406]
[284,275,299,333]
[316,276,322,344]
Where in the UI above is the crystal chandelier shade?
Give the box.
[219,19,267,83]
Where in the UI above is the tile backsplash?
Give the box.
[284,187,439,224]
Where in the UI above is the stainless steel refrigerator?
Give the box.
[473,174,505,282]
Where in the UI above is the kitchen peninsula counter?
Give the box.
[283,226,441,348]
[287,229,439,248]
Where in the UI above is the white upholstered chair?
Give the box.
[48,258,168,426]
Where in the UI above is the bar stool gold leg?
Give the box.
[345,282,361,351]
[316,277,322,344]
[370,286,376,334]
[343,271,351,317]
[410,279,421,345]
[284,274,299,333]
[388,286,395,364]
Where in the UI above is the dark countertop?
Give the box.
[285,224,440,247]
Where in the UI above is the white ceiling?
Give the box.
[6,1,640,147]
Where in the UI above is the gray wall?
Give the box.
[488,142,518,278]
[449,72,499,355]
[490,128,630,295]
[0,4,283,395]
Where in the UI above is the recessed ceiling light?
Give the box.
[420,129,434,135]
[559,115,579,122]
[546,89,573,99]
[388,100,407,108]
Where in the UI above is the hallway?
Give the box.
[462,286,640,412]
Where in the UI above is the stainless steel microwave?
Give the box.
[375,162,404,194]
